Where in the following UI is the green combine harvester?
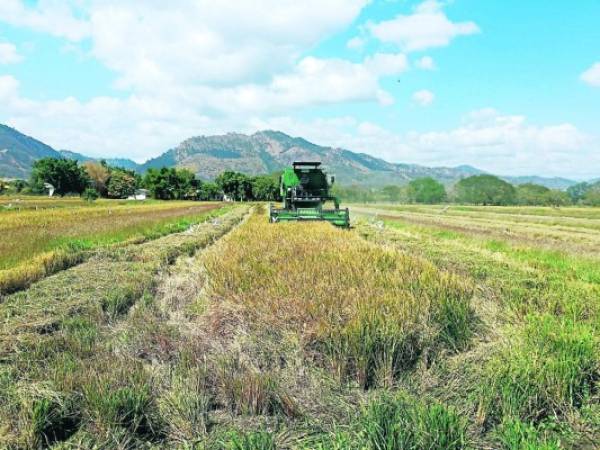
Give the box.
[269,161,350,228]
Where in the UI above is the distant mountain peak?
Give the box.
[0,123,587,189]
[0,124,60,178]
[139,130,493,186]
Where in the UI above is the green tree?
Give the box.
[199,182,222,200]
[215,171,251,201]
[582,183,600,206]
[455,175,517,205]
[251,175,279,201]
[107,169,138,198]
[543,190,571,207]
[516,183,550,205]
[381,185,404,203]
[142,167,199,200]
[567,182,590,204]
[177,169,200,200]
[8,179,28,194]
[407,177,447,204]
[30,158,89,196]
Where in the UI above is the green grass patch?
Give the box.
[480,315,598,424]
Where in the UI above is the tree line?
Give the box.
[1,157,599,207]
[333,175,600,206]
[0,158,280,202]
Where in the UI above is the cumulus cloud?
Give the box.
[368,0,479,52]
[0,50,409,159]
[0,0,90,41]
[581,62,600,87]
[252,110,596,179]
[412,89,435,106]
[0,0,413,157]
[88,0,369,91]
[0,1,595,179]
[0,1,398,114]
[2,72,596,177]
[0,41,22,64]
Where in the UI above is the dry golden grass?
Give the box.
[352,204,600,256]
[201,208,474,389]
[0,206,250,448]
[0,199,222,295]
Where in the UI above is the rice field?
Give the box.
[0,196,224,295]
[0,202,598,449]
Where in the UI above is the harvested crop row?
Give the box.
[97,207,475,447]
[353,205,600,256]
[355,210,600,449]
[0,201,222,295]
[0,206,248,448]
[370,204,600,228]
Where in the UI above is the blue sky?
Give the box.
[0,0,599,179]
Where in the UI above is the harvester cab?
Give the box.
[269,161,350,227]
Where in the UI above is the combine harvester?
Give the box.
[269,161,350,228]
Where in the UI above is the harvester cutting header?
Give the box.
[269,161,350,228]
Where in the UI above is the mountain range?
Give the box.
[0,123,587,189]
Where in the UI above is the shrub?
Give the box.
[82,187,99,202]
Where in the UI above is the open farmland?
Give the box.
[0,197,223,295]
[0,203,598,449]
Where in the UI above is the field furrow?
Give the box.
[1,203,598,449]
[0,205,249,447]
[0,201,223,295]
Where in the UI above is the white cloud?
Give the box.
[0,50,408,159]
[252,110,596,179]
[412,89,435,106]
[0,0,90,41]
[1,0,410,158]
[0,75,20,99]
[1,1,596,179]
[365,52,409,76]
[581,62,600,87]
[0,41,22,64]
[88,0,369,91]
[2,75,597,177]
[416,55,435,70]
[347,36,365,50]
[368,0,479,52]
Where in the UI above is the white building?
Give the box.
[127,189,149,200]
